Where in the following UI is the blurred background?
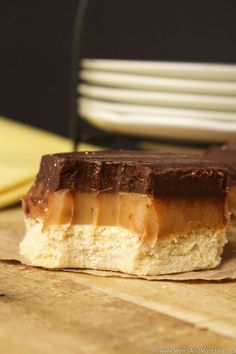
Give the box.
[0,0,236,137]
[1,0,236,208]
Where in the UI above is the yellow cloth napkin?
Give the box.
[0,117,98,209]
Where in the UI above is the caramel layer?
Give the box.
[24,190,228,241]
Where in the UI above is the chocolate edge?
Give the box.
[27,152,229,200]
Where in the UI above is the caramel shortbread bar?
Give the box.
[21,151,229,275]
[203,144,236,237]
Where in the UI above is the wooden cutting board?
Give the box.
[1,207,236,354]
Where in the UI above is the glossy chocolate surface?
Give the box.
[31,151,228,198]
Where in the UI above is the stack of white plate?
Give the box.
[77,59,236,143]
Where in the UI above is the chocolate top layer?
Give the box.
[30,151,228,198]
[203,144,236,184]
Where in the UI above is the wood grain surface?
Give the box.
[1,207,236,353]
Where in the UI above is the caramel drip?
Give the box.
[228,185,236,215]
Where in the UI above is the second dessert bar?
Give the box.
[203,144,236,237]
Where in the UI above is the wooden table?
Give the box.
[1,207,236,353]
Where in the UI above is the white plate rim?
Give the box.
[79,107,236,143]
[82,59,236,81]
[80,69,236,95]
[79,84,236,112]
[79,97,236,122]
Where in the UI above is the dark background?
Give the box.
[0,0,235,138]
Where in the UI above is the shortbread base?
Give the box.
[20,218,227,275]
